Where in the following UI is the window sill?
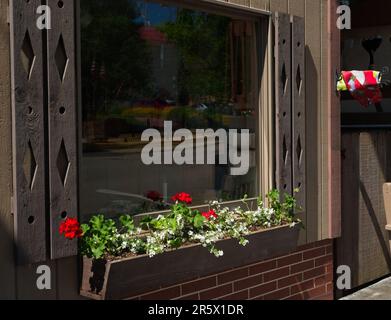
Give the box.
[80,224,300,300]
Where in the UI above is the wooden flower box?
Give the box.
[80,224,300,300]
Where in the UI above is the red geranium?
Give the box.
[202,209,218,220]
[171,192,192,205]
[146,190,163,202]
[59,217,82,240]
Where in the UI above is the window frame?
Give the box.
[75,0,273,220]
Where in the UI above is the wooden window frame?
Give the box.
[75,0,274,221]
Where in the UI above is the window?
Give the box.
[80,0,260,218]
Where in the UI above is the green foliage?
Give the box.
[160,10,231,104]
[119,214,135,233]
[80,215,119,259]
[266,189,300,225]
[81,0,153,117]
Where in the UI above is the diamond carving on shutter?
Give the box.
[48,0,78,259]
[10,0,47,264]
[292,15,306,223]
[274,12,292,196]
[274,13,306,218]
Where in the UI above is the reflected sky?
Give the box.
[133,1,177,26]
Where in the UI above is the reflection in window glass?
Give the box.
[80,0,259,218]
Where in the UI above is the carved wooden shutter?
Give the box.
[291,16,306,217]
[47,0,78,259]
[274,12,292,196]
[10,0,47,264]
[10,0,78,263]
[274,13,306,216]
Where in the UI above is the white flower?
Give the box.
[215,250,224,257]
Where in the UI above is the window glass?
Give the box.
[80,0,259,218]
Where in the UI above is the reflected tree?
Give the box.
[81,0,153,119]
[160,10,231,105]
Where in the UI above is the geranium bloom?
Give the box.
[146,190,163,202]
[171,192,192,204]
[202,209,218,220]
[59,217,82,239]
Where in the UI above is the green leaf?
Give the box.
[81,223,90,234]
[140,216,153,230]
[119,214,135,232]
[193,213,205,228]
[168,237,182,249]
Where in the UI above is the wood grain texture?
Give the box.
[0,0,16,299]
[320,0,329,239]
[288,0,305,17]
[384,183,391,237]
[258,16,274,198]
[10,0,47,264]
[304,0,322,243]
[250,0,270,11]
[326,0,341,239]
[274,12,292,197]
[269,0,288,13]
[16,261,57,300]
[337,131,391,295]
[81,225,300,300]
[358,132,391,286]
[229,0,250,7]
[335,132,359,297]
[48,0,78,259]
[291,16,306,243]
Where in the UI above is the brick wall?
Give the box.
[128,239,334,300]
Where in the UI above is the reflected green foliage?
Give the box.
[81,0,153,118]
[160,10,232,105]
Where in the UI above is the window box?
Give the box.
[80,224,300,300]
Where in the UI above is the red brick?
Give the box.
[326,283,333,293]
[314,273,333,287]
[220,290,249,300]
[249,281,277,298]
[249,260,276,275]
[326,263,333,273]
[297,243,315,251]
[326,245,333,254]
[315,239,332,247]
[291,279,314,295]
[284,293,304,300]
[303,266,327,280]
[234,274,263,291]
[217,267,248,285]
[178,293,199,300]
[306,285,327,300]
[314,293,333,300]
[314,276,326,287]
[315,255,333,267]
[140,286,181,300]
[278,274,303,288]
[263,287,290,300]
[290,260,314,274]
[199,284,232,300]
[303,247,326,260]
[263,267,290,282]
[277,253,302,267]
[182,276,217,295]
